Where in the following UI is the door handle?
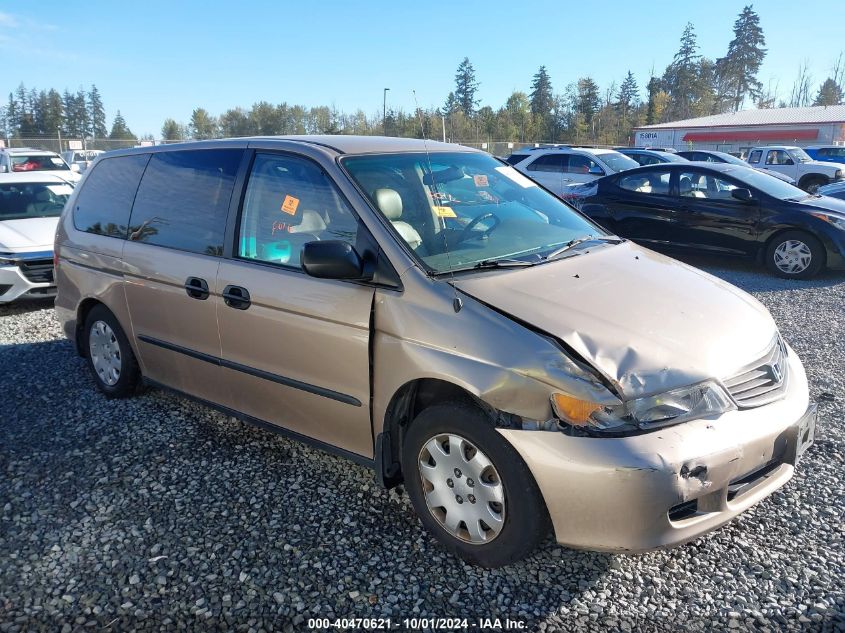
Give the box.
[184,276,210,300]
[222,285,251,310]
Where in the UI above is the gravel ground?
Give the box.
[1,259,844,632]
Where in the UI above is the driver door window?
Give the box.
[237,153,359,269]
[766,150,792,166]
[526,154,565,173]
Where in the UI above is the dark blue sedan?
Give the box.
[568,162,845,279]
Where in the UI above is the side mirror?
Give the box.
[588,165,604,176]
[731,188,754,202]
[70,163,80,172]
[302,241,371,280]
[783,158,794,165]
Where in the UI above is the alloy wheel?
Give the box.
[417,433,505,544]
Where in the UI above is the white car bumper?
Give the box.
[0,251,56,303]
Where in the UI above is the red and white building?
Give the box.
[633,105,845,155]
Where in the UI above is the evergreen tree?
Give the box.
[453,57,480,116]
[5,93,18,136]
[663,23,701,120]
[576,77,601,125]
[813,78,844,106]
[88,85,107,138]
[74,88,90,137]
[616,71,639,116]
[715,5,766,112]
[529,66,554,117]
[161,118,186,141]
[109,110,135,140]
[189,108,218,139]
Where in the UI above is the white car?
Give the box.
[0,173,74,302]
[508,147,639,196]
[746,146,845,193]
[61,149,104,173]
[0,147,81,184]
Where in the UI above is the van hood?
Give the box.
[452,241,777,399]
[0,217,60,251]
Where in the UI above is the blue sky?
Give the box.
[2,0,843,136]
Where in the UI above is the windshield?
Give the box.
[0,181,73,220]
[789,148,813,163]
[342,151,610,273]
[712,152,748,166]
[10,154,70,172]
[731,166,811,199]
[595,151,639,173]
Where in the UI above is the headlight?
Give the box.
[551,380,735,435]
[835,170,844,180]
[810,212,845,230]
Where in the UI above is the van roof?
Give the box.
[111,135,477,157]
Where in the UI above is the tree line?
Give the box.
[3,5,843,147]
[1,83,136,142]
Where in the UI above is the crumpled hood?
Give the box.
[452,241,777,398]
[0,217,59,251]
[801,194,845,218]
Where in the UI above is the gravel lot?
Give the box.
[1,258,844,632]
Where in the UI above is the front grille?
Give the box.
[723,336,788,409]
[18,260,54,284]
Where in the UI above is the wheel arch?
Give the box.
[798,173,829,190]
[75,297,106,356]
[762,227,828,270]
[377,378,496,488]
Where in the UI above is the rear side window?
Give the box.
[566,154,601,173]
[526,154,565,173]
[505,154,529,165]
[128,149,243,256]
[618,169,672,195]
[73,154,150,238]
[747,150,762,164]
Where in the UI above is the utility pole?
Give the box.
[57,127,62,153]
[383,88,390,136]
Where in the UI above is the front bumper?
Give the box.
[499,350,814,552]
[0,264,56,303]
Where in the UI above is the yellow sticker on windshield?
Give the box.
[281,195,300,215]
[473,174,489,187]
[434,206,457,218]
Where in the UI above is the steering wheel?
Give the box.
[457,212,501,243]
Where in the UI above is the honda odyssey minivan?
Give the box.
[55,136,816,567]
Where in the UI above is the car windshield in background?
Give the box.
[712,152,748,166]
[731,167,811,199]
[11,155,70,172]
[0,182,73,220]
[597,152,639,172]
[790,148,813,163]
[342,151,609,274]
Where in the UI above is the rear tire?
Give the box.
[401,402,549,567]
[83,305,141,398]
[764,231,825,279]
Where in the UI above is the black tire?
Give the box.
[83,305,141,398]
[764,230,825,279]
[801,176,827,193]
[401,402,549,567]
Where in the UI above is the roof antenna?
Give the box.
[413,90,462,313]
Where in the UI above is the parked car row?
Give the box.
[0,147,82,183]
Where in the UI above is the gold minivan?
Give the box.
[55,136,816,567]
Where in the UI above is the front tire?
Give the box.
[764,231,825,279]
[401,403,549,567]
[801,176,827,193]
[83,305,141,398]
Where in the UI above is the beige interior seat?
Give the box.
[373,188,423,250]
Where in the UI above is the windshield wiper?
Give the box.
[543,236,622,261]
[471,258,536,270]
